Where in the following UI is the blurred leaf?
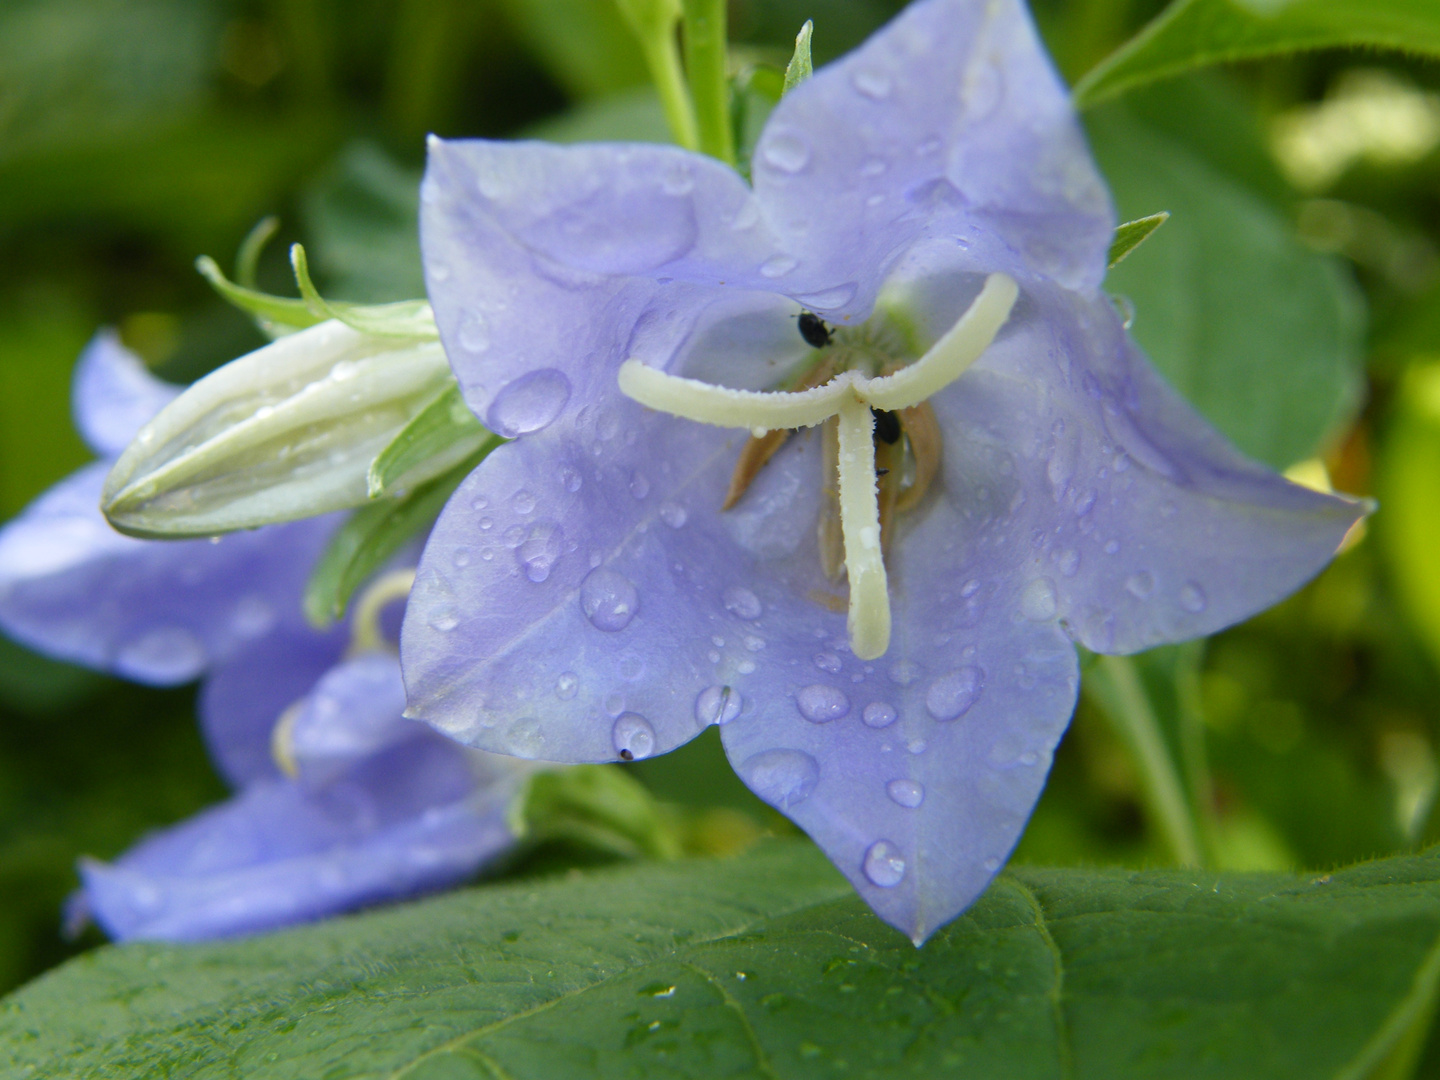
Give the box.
[300,142,426,304]
[1075,0,1440,108]
[1379,363,1440,674]
[783,19,814,94]
[525,87,672,144]
[8,842,1440,1076]
[494,0,650,99]
[520,765,681,860]
[1108,211,1170,268]
[1091,79,1366,469]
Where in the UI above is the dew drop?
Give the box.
[1179,581,1208,613]
[604,692,625,717]
[740,748,819,808]
[512,490,537,514]
[516,523,562,582]
[1103,539,1121,555]
[888,660,920,686]
[925,666,984,721]
[612,713,655,760]
[887,779,925,808]
[1056,550,1080,577]
[863,840,906,888]
[452,547,472,568]
[555,672,579,700]
[1074,490,1097,516]
[723,586,763,620]
[561,468,582,493]
[760,254,798,278]
[859,157,887,177]
[1019,578,1058,621]
[458,313,490,353]
[629,472,650,499]
[695,685,742,726]
[580,567,638,631]
[852,68,893,100]
[983,856,1002,873]
[658,502,687,528]
[506,717,545,758]
[486,369,570,437]
[116,628,206,683]
[761,132,812,173]
[429,607,460,632]
[661,160,694,195]
[796,684,850,723]
[794,284,858,309]
[960,578,982,598]
[862,702,898,728]
[813,651,842,674]
[1125,571,1155,599]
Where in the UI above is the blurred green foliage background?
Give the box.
[2,0,1440,1001]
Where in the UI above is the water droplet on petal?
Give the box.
[862,702,897,728]
[555,672,578,700]
[629,472,650,499]
[925,666,983,721]
[760,131,811,173]
[512,490,536,514]
[486,369,570,436]
[794,284,857,309]
[983,856,1002,873]
[561,467,582,493]
[658,502,687,528]
[429,606,460,632]
[740,748,819,808]
[1057,549,1080,577]
[760,254,798,279]
[851,68,892,99]
[723,586,763,620]
[887,779,924,808]
[695,685,742,726]
[458,313,490,353]
[796,684,850,723]
[1125,571,1155,599]
[1103,539,1121,555]
[1019,578,1058,621]
[516,523,562,582]
[1179,581,1208,613]
[889,660,920,686]
[453,547,472,568]
[580,567,638,631]
[116,628,206,683]
[813,652,842,674]
[960,579,982,598]
[863,840,905,888]
[612,713,655,760]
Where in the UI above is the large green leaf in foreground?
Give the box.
[3,841,1440,1078]
[1074,0,1440,108]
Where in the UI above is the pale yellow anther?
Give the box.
[618,272,1018,658]
[348,567,417,656]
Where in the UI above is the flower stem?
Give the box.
[681,0,734,164]
[633,14,699,153]
[1088,654,1204,867]
[1172,640,1224,865]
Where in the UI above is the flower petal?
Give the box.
[286,652,422,787]
[934,283,1366,654]
[0,463,334,684]
[753,0,1113,302]
[71,331,181,458]
[77,735,515,941]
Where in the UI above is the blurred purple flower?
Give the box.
[404,0,1366,942]
[0,334,525,941]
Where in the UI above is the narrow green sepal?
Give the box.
[234,216,281,290]
[290,243,438,339]
[516,765,683,862]
[1108,211,1171,268]
[304,442,498,627]
[367,382,495,499]
[783,19,814,95]
[196,255,324,339]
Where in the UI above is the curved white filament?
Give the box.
[836,397,891,660]
[618,360,854,430]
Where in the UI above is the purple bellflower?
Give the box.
[403,0,1366,942]
[0,334,525,941]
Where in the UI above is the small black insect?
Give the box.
[619,749,634,761]
[797,311,833,349]
[871,408,901,445]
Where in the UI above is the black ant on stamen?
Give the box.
[871,408,901,445]
[797,311,834,349]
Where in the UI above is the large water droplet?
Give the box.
[723,586,763,620]
[796,684,850,723]
[761,132,812,173]
[1179,581,1208,613]
[695,685,742,726]
[862,701,897,728]
[1019,577,1058,621]
[794,284,858,309]
[486,369,571,437]
[580,567,638,631]
[851,68,892,100]
[428,606,460,632]
[863,840,905,888]
[516,523,562,583]
[887,779,924,808]
[506,717,545,758]
[925,666,983,721]
[740,748,819,808]
[612,713,655,760]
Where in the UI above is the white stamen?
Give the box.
[348,567,416,656]
[836,396,891,660]
[617,272,1017,658]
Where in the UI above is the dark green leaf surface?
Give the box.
[1075,0,1440,108]
[1090,81,1365,469]
[4,841,1440,1079]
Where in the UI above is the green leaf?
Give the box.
[1075,0,1440,108]
[784,19,814,95]
[1379,363,1440,676]
[1108,211,1170,268]
[520,765,682,861]
[496,0,649,99]
[304,446,496,626]
[366,382,495,498]
[1090,78,1365,469]
[7,842,1440,1077]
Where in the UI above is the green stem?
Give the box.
[1089,654,1204,867]
[681,0,734,164]
[1173,640,1223,865]
[642,29,700,152]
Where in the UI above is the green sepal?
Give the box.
[195,255,324,339]
[367,382,494,498]
[289,243,438,339]
[517,765,683,862]
[234,215,280,289]
[1108,211,1171,268]
[303,442,498,627]
[783,19,813,95]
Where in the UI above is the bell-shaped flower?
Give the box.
[0,335,527,940]
[402,0,1367,943]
